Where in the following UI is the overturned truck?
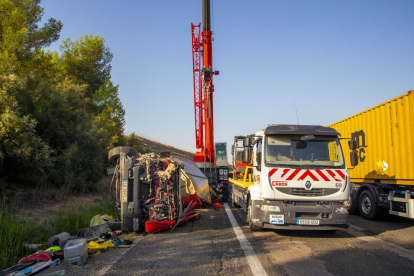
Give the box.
[108,147,211,233]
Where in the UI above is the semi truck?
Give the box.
[229,124,350,231]
[329,91,414,220]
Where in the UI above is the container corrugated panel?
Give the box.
[329,91,414,185]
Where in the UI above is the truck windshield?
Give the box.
[265,135,344,168]
[215,143,227,158]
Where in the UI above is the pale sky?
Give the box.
[41,0,414,159]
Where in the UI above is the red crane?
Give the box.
[192,0,217,167]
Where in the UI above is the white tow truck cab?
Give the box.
[230,124,350,231]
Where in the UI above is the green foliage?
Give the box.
[0,1,128,192]
[93,78,126,150]
[0,0,62,75]
[57,35,113,98]
[0,75,53,171]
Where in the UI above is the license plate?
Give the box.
[297,219,320,225]
[270,215,284,224]
[122,180,128,202]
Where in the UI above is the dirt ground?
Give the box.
[13,192,105,221]
[135,135,195,160]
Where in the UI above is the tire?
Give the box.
[247,199,262,231]
[358,189,381,220]
[108,146,139,164]
[348,195,359,215]
[231,186,239,208]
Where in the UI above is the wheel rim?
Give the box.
[361,195,371,214]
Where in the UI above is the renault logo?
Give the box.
[305,181,312,190]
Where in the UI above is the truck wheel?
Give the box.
[358,190,380,220]
[108,146,139,164]
[247,199,262,231]
[231,186,240,208]
[348,196,359,215]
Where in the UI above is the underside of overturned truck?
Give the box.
[108,147,210,233]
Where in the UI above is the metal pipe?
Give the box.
[202,0,211,31]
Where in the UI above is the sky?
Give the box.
[40,0,414,160]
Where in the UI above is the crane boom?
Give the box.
[191,23,203,150]
[192,0,215,165]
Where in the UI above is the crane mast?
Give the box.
[192,0,215,166]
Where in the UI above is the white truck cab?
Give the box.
[230,125,350,231]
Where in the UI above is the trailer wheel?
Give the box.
[247,199,262,231]
[358,190,380,220]
[108,146,139,164]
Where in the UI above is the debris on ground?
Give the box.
[87,241,113,254]
[23,243,45,250]
[76,224,107,241]
[47,232,71,248]
[64,239,88,267]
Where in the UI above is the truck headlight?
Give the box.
[261,205,281,212]
[335,207,348,213]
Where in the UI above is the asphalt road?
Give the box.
[49,203,414,276]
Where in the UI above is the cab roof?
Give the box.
[264,124,340,136]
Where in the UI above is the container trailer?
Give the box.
[329,91,414,220]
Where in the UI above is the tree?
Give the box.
[0,0,62,75]
[8,76,105,190]
[57,35,113,99]
[92,78,125,150]
[0,75,54,180]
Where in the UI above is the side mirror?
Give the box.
[252,138,262,146]
[350,151,359,167]
[243,137,251,147]
[242,148,251,164]
[348,140,357,150]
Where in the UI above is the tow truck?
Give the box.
[230,125,351,231]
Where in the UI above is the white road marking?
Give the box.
[224,203,268,276]
[96,237,141,276]
[347,224,414,261]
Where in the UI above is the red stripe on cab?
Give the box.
[269,169,278,177]
[315,170,330,181]
[286,169,301,180]
[335,170,345,180]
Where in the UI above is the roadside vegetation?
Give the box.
[0,0,143,195]
[0,194,116,270]
[0,1,139,268]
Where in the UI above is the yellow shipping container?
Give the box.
[329,91,414,186]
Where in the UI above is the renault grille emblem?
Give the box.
[305,181,312,190]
